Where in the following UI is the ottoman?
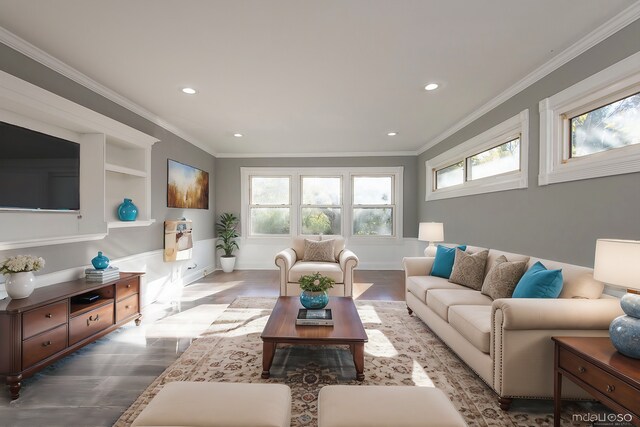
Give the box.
[318,385,467,427]
[132,382,291,427]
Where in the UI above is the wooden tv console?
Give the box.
[0,272,143,400]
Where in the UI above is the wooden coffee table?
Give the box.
[261,296,368,380]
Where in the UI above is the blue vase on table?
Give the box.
[91,252,109,270]
[118,198,138,221]
[300,290,329,309]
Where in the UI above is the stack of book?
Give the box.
[85,266,120,283]
[296,309,334,326]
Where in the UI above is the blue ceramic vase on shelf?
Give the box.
[91,251,109,270]
[118,198,138,221]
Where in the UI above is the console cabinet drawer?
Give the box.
[559,347,640,413]
[116,294,139,323]
[116,278,139,301]
[22,324,68,368]
[23,301,68,339]
[69,302,114,345]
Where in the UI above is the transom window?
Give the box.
[569,91,640,158]
[241,167,403,238]
[426,110,528,201]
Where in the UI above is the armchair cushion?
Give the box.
[302,239,336,262]
[289,262,344,284]
[292,235,345,261]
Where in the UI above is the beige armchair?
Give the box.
[275,235,359,296]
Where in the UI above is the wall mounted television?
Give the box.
[0,120,80,211]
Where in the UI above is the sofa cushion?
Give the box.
[431,245,467,279]
[406,276,468,303]
[426,289,492,322]
[289,261,344,283]
[303,239,336,262]
[559,272,605,299]
[321,235,346,259]
[481,255,528,300]
[513,261,563,298]
[449,248,489,290]
[448,305,492,354]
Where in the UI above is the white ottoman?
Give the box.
[132,382,291,427]
[318,385,467,427]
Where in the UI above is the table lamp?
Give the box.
[418,222,444,257]
[593,239,640,359]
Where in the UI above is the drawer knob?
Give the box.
[86,314,100,326]
[42,340,52,347]
[45,313,52,318]
[578,366,586,373]
[606,385,615,393]
[126,284,131,288]
[125,305,130,309]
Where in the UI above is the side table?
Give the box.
[553,336,640,427]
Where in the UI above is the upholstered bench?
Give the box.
[131,382,291,427]
[318,385,467,427]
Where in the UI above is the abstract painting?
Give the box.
[167,159,209,209]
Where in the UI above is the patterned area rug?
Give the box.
[114,297,594,427]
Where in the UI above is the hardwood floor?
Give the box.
[0,270,404,427]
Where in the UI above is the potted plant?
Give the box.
[298,272,335,309]
[1,254,45,299]
[216,213,239,273]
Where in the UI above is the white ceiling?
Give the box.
[0,0,636,156]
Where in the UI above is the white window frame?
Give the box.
[425,110,529,201]
[247,173,293,237]
[539,51,640,186]
[241,167,403,240]
[300,175,343,235]
[351,173,397,238]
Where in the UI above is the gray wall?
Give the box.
[418,20,640,267]
[0,44,216,275]
[215,156,418,238]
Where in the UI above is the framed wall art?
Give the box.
[167,159,209,209]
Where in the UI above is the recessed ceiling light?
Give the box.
[387,132,398,136]
[233,133,243,138]
[181,87,197,95]
[424,83,439,91]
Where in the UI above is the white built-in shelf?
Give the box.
[105,163,147,177]
[107,219,156,229]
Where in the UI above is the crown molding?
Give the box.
[0,26,216,157]
[416,1,640,156]
[215,150,417,158]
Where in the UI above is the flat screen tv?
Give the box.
[0,120,80,211]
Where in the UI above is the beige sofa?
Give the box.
[403,245,623,410]
[275,235,359,296]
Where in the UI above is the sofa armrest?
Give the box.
[402,257,434,280]
[339,250,358,297]
[492,298,623,330]
[275,248,297,295]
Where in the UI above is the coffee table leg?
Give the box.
[352,343,365,381]
[261,341,276,379]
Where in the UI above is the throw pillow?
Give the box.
[481,255,529,300]
[512,261,563,298]
[431,245,467,279]
[302,239,336,262]
[449,248,489,290]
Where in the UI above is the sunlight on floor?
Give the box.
[176,280,244,302]
[144,304,229,338]
[364,328,398,357]
[412,360,436,387]
[352,282,373,299]
[356,304,383,324]
[204,310,271,337]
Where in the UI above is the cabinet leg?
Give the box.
[498,397,512,411]
[135,316,142,326]
[7,374,22,400]
[407,306,413,315]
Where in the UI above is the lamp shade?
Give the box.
[418,222,444,242]
[593,239,640,290]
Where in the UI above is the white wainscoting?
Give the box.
[226,237,424,270]
[0,238,216,307]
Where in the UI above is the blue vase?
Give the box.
[300,290,329,309]
[91,251,109,270]
[609,293,640,359]
[118,198,138,221]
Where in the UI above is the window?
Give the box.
[241,167,403,238]
[352,176,394,236]
[301,176,342,235]
[425,110,528,201]
[249,176,291,235]
[539,51,640,185]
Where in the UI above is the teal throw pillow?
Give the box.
[431,245,467,279]
[512,261,563,298]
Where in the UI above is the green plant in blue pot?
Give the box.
[298,272,334,309]
[91,252,109,270]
